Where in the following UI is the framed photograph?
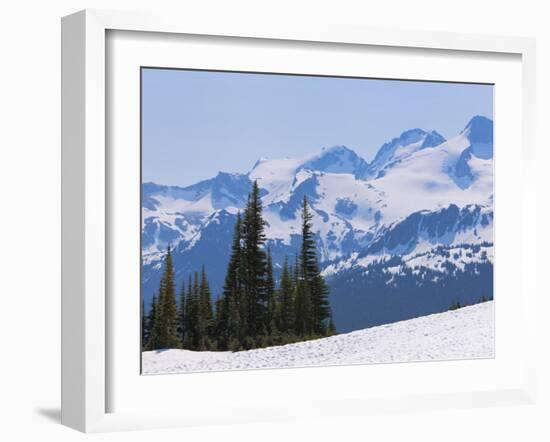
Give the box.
[61,9,538,432]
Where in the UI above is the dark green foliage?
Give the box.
[214,188,335,349]
[216,212,244,350]
[146,292,163,350]
[187,272,202,349]
[299,197,331,334]
[183,274,195,348]
[198,266,214,350]
[294,280,313,336]
[144,294,157,350]
[199,267,213,326]
[180,270,215,351]
[177,281,185,343]
[292,253,300,288]
[310,275,331,334]
[278,257,295,334]
[241,180,268,337]
[154,246,181,349]
[300,197,318,280]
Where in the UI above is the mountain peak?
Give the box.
[393,128,446,149]
[300,145,369,178]
[462,116,493,144]
[215,171,246,181]
[321,145,353,154]
[366,128,446,179]
[399,127,428,140]
[421,130,446,148]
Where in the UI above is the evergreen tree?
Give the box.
[183,274,195,349]
[219,212,244,348]
[300,197,317,280]
[198,266,214,349]
[189,272,201,349]
[157,246,181,349]
[299,197,330,334]
[242,180,268,338]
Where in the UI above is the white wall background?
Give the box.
[0,1,548,440]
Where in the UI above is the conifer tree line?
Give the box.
[142,181,336,352]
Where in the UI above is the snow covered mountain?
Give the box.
[142,116,494,331]
[364,128,446,179]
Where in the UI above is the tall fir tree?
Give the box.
[242,180,268,338]
[300,196,317,280]
[299,196,331,334]
[157,246,181,349]
[219,212,244,348]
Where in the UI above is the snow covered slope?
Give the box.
[364,128,446,180]
[142,301,494,374]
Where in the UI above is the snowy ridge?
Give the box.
[322,203,493,276]
[142,301,494,374]
[364,128,446,180]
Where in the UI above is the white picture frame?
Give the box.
[61,9,538,433]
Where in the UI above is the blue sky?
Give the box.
[142,68,493,187]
